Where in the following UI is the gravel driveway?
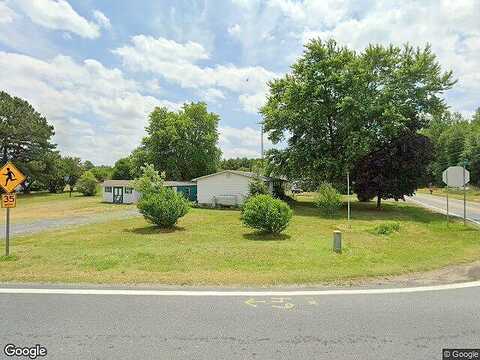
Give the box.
[0,209,140,238]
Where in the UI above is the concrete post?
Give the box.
[333,230,342,253]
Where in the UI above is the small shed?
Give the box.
[102,180,139,204]
[192,170,277,207]
[101,180,197,204]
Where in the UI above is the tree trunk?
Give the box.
[376,194,382,209]
[2,144,7,165]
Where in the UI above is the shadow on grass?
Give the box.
[292,198,441,224]
[243,232,291,241]
[126,225,186,235]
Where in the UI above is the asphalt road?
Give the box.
[410,193,480,223]
[1,285,479,359]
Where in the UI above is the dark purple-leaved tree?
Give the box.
[352,134,433,209]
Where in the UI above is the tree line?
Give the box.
[423,109,480,186]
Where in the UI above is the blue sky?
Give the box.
[0,0,479,165]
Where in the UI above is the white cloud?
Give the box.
[0,1,16,24]
[93,10,111,30]
[16,0,101,38]
[199,88,225,103]
[228,24,241,36]
[0,51,182,164]
[219,126,273,158]
[113,35,209,66]
[113,35,277,112]
[238,92,266,114]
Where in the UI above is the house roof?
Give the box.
[164,181,196,187]
[191,170,272,182]
[101,180,196,187]
[102,180,133,187]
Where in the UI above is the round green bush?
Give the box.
[315,182,342,216]
[241,194,292,234]
[76,171,97,196]
[137,188,190,228]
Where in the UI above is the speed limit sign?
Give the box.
[1,194,16,208]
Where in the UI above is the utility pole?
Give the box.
[347,171,351,225]
[463,160,467,225]
[446,169,449,226]
[261,122,264,162]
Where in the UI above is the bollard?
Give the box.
[333,230,342,253]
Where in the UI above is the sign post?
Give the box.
[0,162,26,256]
[346,171,351,225]
[5,207,9,256]
[442,165,470,225]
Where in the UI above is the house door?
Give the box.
[113,187,124,204]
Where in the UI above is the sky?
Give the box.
[0,0,479,165]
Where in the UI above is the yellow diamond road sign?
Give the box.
[0,162,26,193]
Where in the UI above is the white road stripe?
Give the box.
[0,281,479,296]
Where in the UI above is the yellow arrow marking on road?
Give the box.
[244,298,267,307]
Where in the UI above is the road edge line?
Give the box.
[0,281,480,296]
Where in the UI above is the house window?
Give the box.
[125,187,133,194]
[105,187,112,193]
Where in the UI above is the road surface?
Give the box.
[410,193,480,224]
[1,284,479,359]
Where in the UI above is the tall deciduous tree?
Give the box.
[261,39,455,187]
[63,156,84,197]
[352,134,433,208]
[111,157,133,180]
[0,91,55,191]
[38,151,67,193]
[140,102,221,180]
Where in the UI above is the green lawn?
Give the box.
[417,186,480,202]
[0,191,130,224]
[1,194,479,285]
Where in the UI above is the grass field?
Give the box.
[417,186,480,202]
[0,193,478,285]
[0,191,130,224]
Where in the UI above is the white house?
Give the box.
[192,170,276,207]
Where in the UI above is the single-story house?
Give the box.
[102,180,197,204]
[192,170,282,207]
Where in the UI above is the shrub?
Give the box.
[248,177,269,197]
[372,222,400,235]
[137,188,190,228]
[315,182,342,216]
[133,164,164,195]
[241,194,293,234]
[76,171,97,196]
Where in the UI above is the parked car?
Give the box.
[291,187,303,194]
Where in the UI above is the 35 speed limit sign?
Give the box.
[1,194,16,208]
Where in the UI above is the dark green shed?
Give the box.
[164,181,197,202]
